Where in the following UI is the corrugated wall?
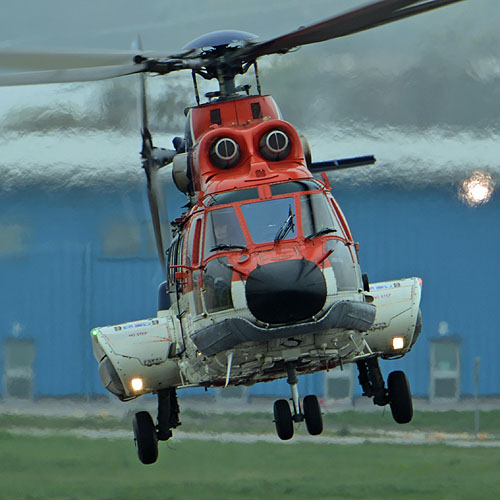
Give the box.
[334,185,500,396]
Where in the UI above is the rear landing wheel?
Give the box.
[273,399,294,440]
[388,371,413,424]
[133,411,158,464]
[303,395,323,435]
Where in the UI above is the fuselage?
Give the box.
[167,94,375,386]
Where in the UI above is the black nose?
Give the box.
[245,259,327,324]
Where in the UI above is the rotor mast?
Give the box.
[188,55,256,102]
[179,31,260,102]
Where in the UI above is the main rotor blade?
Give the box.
[370,0,466,25]
[133,36,152,143]
[0,48,165,71]
[145,164,168,278]
[0,63,146,86]
[134,35,171,279]
[235,0,465,61]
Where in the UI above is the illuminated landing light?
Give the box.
[130,378,144,392]
[392,337,404,350]
[459,171,495,207]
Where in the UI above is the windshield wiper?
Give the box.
[305,227,337,240]
[274,205,296,242]
[210,244,248,252]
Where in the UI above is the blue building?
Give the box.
[1,175,498,400]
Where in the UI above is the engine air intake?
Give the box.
[210,137,240,168]
[260,129,291,161]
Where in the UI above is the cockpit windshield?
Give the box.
[241,197,297,244]
[203,191,342,258]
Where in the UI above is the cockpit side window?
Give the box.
[192,219,202,267]
[301,193,341,239]
[167,236,179,285]
[329,197,354,242]
[326,239,358,291]
[186,217,203,268]
[204,206,246,259]
[176,234,185,269]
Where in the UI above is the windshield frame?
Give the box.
[201,185,347,262]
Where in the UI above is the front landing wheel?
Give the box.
[133,411,158,464]
[303,395,323,435]
[273,399,294,440]
[388,371,413,424]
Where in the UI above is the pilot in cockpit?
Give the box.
[210,208,246,249]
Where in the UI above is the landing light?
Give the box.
[131,378,144,392]
[392,337,404,350]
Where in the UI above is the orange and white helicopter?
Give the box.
[0,0,463,464]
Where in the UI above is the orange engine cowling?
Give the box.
[181,95,312,197]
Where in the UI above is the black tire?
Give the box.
[303,395,323,436]
[273,399,294,440]
[133,411,158,465]
[388,371,413,424]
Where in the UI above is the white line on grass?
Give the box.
[5,427,500,448]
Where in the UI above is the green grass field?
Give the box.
[1,432,500,500]
[1,430,500,499]
[1,410,500,499]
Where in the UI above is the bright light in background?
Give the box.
[459,171,495,207]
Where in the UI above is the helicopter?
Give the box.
[0,0,464,465]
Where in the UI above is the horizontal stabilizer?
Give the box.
[310,155,376,172]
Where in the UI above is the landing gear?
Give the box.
[133,411,158,465]
[273,399,294,440]
[133,387,181,465]
[303,395,323,435]
[356,356,413,424]
[272,362,323,440]
[388,370,413,423]
[156,387,181,441]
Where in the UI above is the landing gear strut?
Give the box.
[133,387,181,465]
[356,356,413,424]
[357,356,389,406]
[273,362,323,440]
[156,387,181,441]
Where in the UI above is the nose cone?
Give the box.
[245,259,327,324]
